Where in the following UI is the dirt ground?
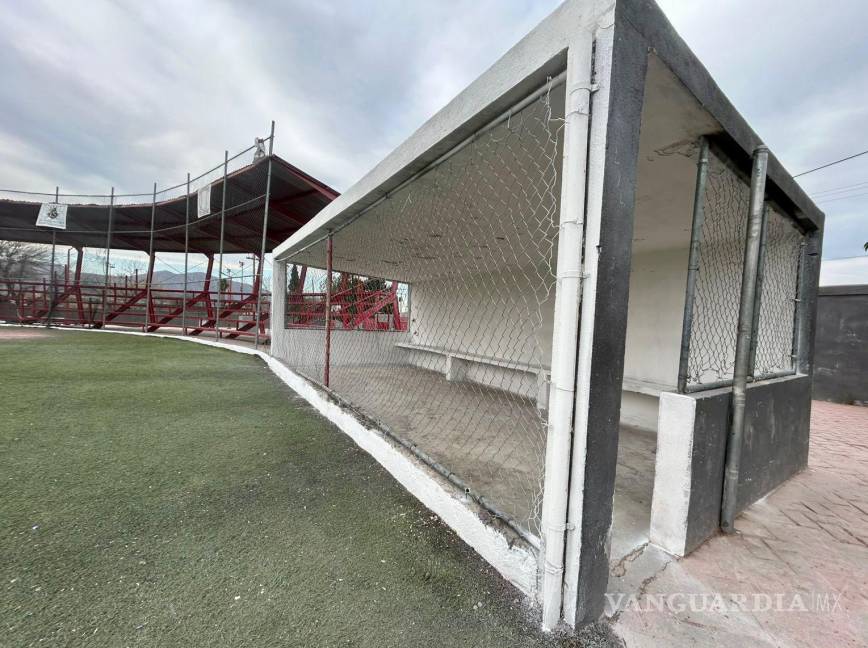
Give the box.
[0,325,52,340]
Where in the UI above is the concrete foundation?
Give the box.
[651,375,812,556]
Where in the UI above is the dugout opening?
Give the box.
[614,54,809,564]
[271,80,567,545]
[611,55,720,563]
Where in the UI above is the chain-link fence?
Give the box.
[273,82,565,539]
[0,132,285,346]
[752,203,805,378]
[682,146,805,391]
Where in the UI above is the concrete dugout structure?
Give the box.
[270,0,824,631]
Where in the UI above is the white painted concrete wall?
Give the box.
[620,247,687,430]
[623,247,687,386]
[649,391,696,556]
[402,269,554,402]
[410,270,555,365]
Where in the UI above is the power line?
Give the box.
[814,189,868,205]
[794,149,868,177]
[810,179,868,197]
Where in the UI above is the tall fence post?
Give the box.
[677,138,710,392]
[324,231,333,387]
[215,151,228,340]
[183,173,190,335]
[254,121,275,349]
[44,186,60,328]
[721,145,768,534]
[790,239,808,372]
[101,188,115,328]
[145,183,157,332]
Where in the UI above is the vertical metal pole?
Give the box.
[324,232,333,387]
[790,238,807,372]
[677,138,710,392]
[254,121,275,349]
[721,145,768,534]
[73,248,85,325]
[101,188,115,328]
[145,183,157,332]
[215,151,228,339]
[183,173,190,335]
[45,186,60,328]
[748,204,770,377]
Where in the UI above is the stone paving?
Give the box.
[611,400,868,647]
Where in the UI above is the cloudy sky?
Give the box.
[0,0,866,271]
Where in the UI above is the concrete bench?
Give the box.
[621,377,675,398]
[394,342,673,413]
[395,342,551,410]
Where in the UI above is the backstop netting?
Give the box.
[274,82,565,539]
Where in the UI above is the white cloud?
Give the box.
[0,0,865,260]
[820,256,868,286]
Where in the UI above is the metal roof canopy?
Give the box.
[0,155,337,254]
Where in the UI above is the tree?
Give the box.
[0,241,50,282]
[288,264,300,293]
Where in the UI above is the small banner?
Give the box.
[36,202,68,229]
[197,184,212,218]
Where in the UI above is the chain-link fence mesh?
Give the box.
[753,204,804,378]
[685,151,750,387]
[274,83,565,537]
[685,149,804,390]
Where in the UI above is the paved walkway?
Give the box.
[612,401,868,647]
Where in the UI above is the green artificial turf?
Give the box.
[0,330,614,647]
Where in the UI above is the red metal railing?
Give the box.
[285,282,407,332]
[0,277,271,341]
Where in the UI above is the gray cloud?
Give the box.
[0,0,865,263]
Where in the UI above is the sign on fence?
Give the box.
[35,202,68,229]
[197,184,212,218]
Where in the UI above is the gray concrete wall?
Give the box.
[684,375,811,553]
[813,285,868,405]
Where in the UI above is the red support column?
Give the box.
[390,282,403,331]
[201,254,215,324]
[297,265,307,294]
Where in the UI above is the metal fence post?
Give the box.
[324,231,333,387]
[721,145,768,534]
[45,186,60,328]
[101,188,115,328]
[144,183,157,332]
[790,238,808,372]
[183,173,190,335]
[215,151,228,340]
[676,137,709,392]
[254,121,275,349]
